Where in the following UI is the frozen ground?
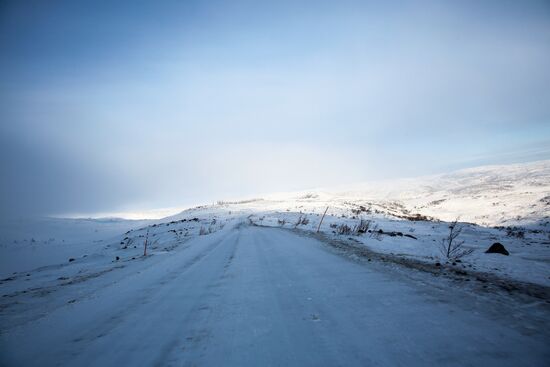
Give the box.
[0,160,549,366]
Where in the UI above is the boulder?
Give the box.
[485,242,509,256]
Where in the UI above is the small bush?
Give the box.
[506,227,525,239]
[439,219,474,260]
[336,224,352,235]
[353,219,371,234]
[294,215,309,227]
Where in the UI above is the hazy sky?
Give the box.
[1,0,549,218]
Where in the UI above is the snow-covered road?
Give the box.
[1,225,548,366]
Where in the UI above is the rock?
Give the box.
[435,262,441,267]
[68,258,75,262]
[404,234,417,239]
[485,242,509,256]
[115,256,120,261]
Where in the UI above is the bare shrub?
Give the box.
[336,223,352,235]
[506,227,525,239]
[353,219,371,234]
[278,219,286,226]
[122,237,133,249]
[294,215,309,227]
[440,219,473,260]
[199,226,208,236]
[351,205,369,215]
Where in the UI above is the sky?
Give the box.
[1,0,549,219]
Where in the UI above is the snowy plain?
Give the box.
[0,160,549,366]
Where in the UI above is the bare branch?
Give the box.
[439,219,473,260]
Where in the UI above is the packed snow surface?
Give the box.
[1,225,548,366]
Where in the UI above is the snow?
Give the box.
[1,225,548,366]
[0,160,549,366]
[0,217,151,277]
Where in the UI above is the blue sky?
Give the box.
[1,0,549,217]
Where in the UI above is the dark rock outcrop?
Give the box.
[485,242,509,256]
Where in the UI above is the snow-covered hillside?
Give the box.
[242,159,550,228]
[376,160,550,227]
[158,160,550,286]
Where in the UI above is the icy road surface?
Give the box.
[1,225,548,366]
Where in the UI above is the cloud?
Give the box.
[1,0,549,216]
[0,130,139,218]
